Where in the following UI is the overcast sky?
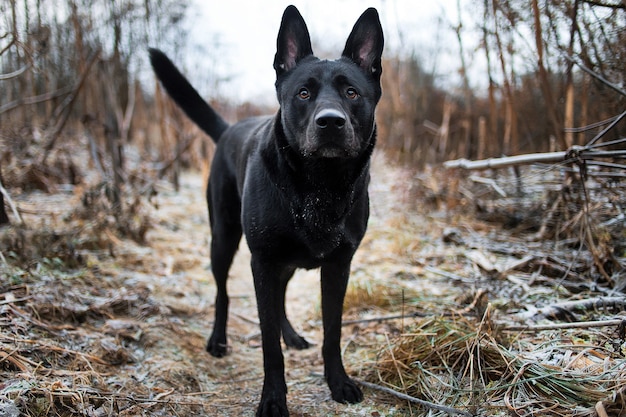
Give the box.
[183,0,474,104]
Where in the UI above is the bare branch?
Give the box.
[0,63,31,80]
[444,151,569,170]
[0,38,16,56]
[0,85,73,115]
[563,54,626,98]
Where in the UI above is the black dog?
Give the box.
[149,5,383,416]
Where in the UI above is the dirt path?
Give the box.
[100,151,443,416]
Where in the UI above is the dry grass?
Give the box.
[0,248,241,416]
[344,278,412,312]
[368,312,626,416]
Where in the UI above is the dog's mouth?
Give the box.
[306,142,359,159]
[302,130,360,159]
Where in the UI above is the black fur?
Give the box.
[149,6,383,416]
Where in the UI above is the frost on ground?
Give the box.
[1,151,625,416]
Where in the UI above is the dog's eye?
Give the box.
[298,88,310,100]
[345,87,359,100]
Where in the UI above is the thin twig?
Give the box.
[585,150,626,158]
[563,55,626,98]
[0,62,30,80]
[0,85,73,115]
[586,160,626,170]
[589,172,626,178]
[356,379,474,416]
[564,114,623,133]
[587,136,626,150]
[586,110,626,147]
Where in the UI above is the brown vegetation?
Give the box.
[376,0,625,167]
[1,1,625,416]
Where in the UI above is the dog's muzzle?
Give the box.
[301,108,358,158]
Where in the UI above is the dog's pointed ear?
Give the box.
[342,8,384,81]
[274,5,313,77]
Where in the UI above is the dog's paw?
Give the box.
[283,333,311,350]
[329,377,363,404]
[206,335,228,358]
[256,394,289,417]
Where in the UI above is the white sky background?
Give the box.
[180,0,479,105]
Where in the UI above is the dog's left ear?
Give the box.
[342,8,384,81]
[274,5,314,77]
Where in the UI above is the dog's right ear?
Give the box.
[273,5,313,77]
[342,8,384,83]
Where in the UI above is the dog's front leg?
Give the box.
[252,255,289,417]
[321,261,363,404]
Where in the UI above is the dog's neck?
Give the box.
[271,111,375,194]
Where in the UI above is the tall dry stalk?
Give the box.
[531,0,564,150]
[482,0,498,158]
[491,0,518,155]
[563,0,579,148]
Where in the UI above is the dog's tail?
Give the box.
[149,48,229,142]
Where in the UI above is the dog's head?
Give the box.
[274,6,384,160]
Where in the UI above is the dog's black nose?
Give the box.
[315,109,346,130]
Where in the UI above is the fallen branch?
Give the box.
[444,148,626,171]
[356,379,474,416]
[444,114,626,171]
[503,318,625,332]
[533,296,626,321]
[444,151,568,170]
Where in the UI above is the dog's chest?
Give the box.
[289,191,351,258]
